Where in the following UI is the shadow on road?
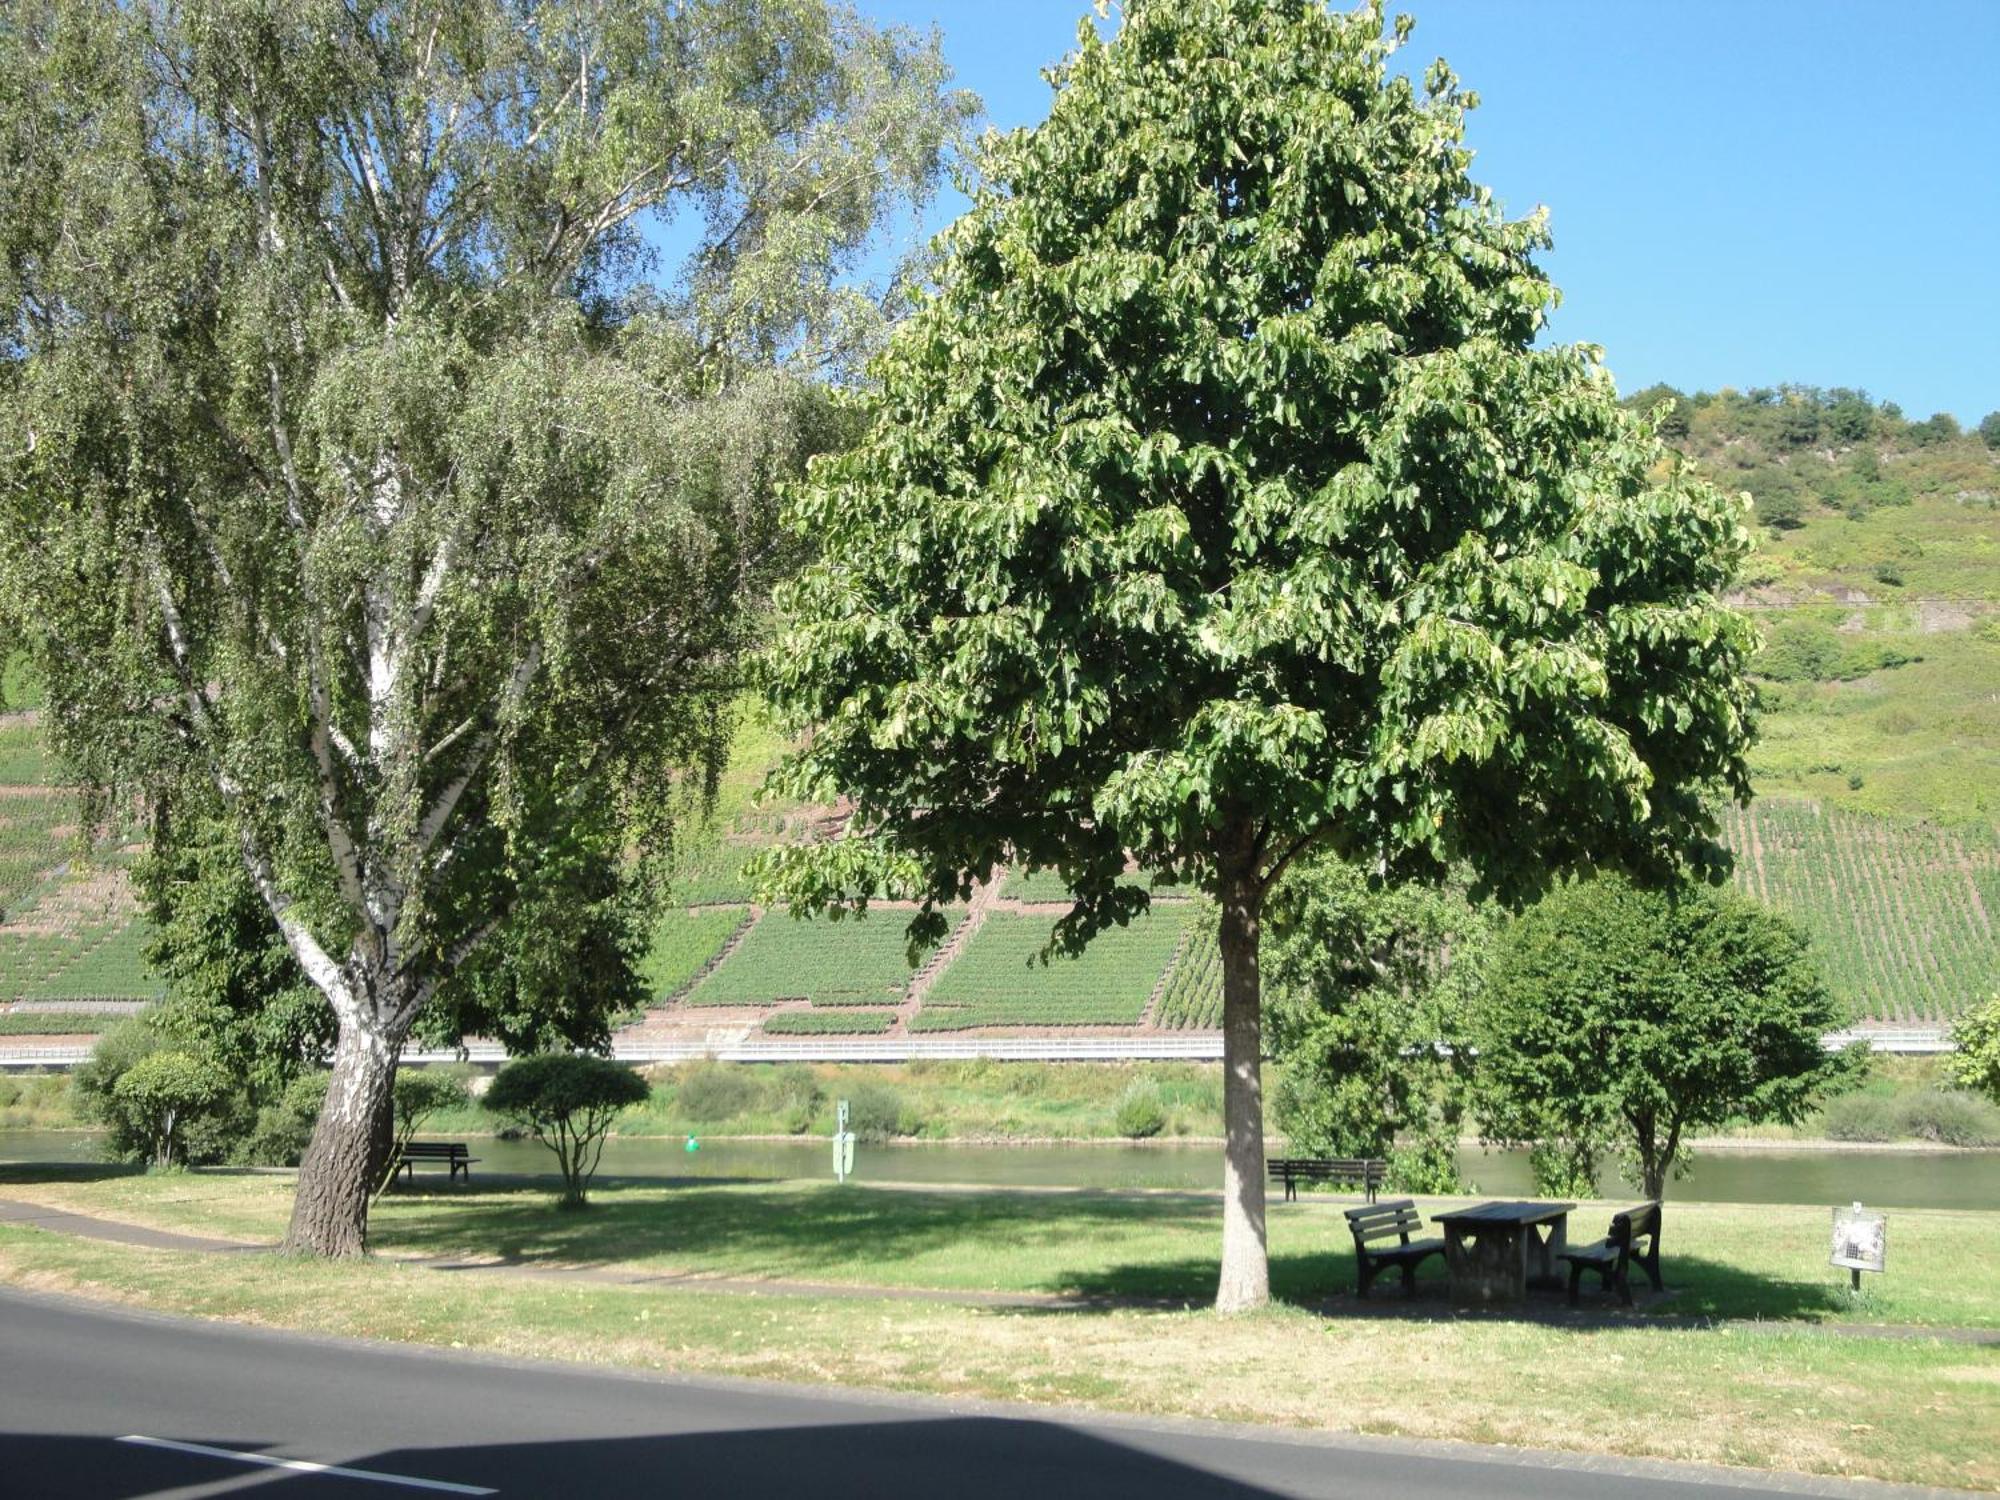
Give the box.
[1,1419,1300,1499]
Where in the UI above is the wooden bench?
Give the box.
[1343,1197,1445,1298]
[1267,1157,1385,1203]
[1557,1201,1664,1306]
[392,1141,477,1184]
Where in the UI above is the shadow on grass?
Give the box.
[366,1178,1242,1287]
[1057,1250,1857,1326]
[0,1161,145,1186]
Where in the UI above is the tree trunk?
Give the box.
[284,1015,399,1256]
[1215,858,1269,1314]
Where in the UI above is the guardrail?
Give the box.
[1822,1027,1952,1054]
[0,1029,1952,1069]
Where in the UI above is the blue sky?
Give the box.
[852,0,2000,423]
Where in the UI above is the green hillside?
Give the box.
[1,385,1994,1035]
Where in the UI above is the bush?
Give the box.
[1822,1088,2000,1146]
[1386,1138,1467,1195]
[239,1070,329,1166]
[763,1065,824,1134]
[1112,1081,1166,1139]
[111,1050,230,1167]
[484,1054,650,1207]
[842,1079,916,1142]
[673,1062,759,1122]
[72,1013,245,1165]
[1979,411,2000,451]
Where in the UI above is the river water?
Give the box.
[3,1129,1996,1210]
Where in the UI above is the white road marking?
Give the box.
[117,1435,497,1494]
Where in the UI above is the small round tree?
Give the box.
[111,1051,231,1169]
[1477,874,1861,1198]
[483,1055,649,1208]
[374,1069,473,1197]
[761,0,1756,1309]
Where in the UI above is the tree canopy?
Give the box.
[1265,853,1487,1192]
[1476,873,1859,1198]
[760,0,1757,1309]
[484,1052,649,1207]
[0,0,969,1255]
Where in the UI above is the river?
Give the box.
[3,1129,1996,1210]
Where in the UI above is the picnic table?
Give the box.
[1430,1199,1574,1304]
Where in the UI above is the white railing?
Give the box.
[2,1028,1956,1069]
[1822,1026,1952,1054]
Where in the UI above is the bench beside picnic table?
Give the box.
[1557,1200,1664,1307]
[392,1141,478,1183]
[1267,1156,1385,1202]
[1341,1197,1446,1298]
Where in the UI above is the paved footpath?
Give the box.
[0,1286,1974,1500]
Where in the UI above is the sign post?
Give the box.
[1830,1201,1886,1295]
[832,1099,855,1184]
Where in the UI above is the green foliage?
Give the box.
[761,1009,897,1035]
[241,1070,331,1168]
[0,0,967,1249]
[638,909,750,1000]
[1752,619,1917,684]
[1719,802,1999,1022]
[1112,1081,1168,1140]
[840,1079,916,1142]
[1820,1087,2000,1147]
[915,910,1187,1030]
[1477,874,1862,1198]
[73,1014,242,1164]
[672,1062,762,1123]
[760,0,1756,944]
[1264,855,1483,1188]
[1947,996,2000,1102]
[1153,906,1222,1029]
[0,1011,115,1035]
[1979,412,2000,451]
[484,1055,651,1207]
[763,1065,826,1134]
[688,912,941,1007]
[110,1049,231,1168]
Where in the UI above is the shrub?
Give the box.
[377,1068,472,1194]
[673,1062,759,1122]
[111,1050,230,1167]
[1979,411,2000,451]
[1112,1082,1166,1139]
[484,1054,650,1207]
[1821,1087,2000,1146]
[763,1065,824,1134]
[842,1079,916,1142]
[240,1070,329,1166]
[1386,1138,1467,1195]
[73,1013,245,1164]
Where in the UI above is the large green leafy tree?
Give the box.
[1264,854,1488,1192]
[1477,874,1860,1199]
[760,0,1757,1310]
[0,0,967,1255]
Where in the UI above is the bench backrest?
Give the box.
[401,1142,466,1158]
[1344,1198,1425,1246]
[1269,1157,1383,1178]
[1609,1200,1661,1252]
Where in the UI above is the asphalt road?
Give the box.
[0,1287,1956,1500]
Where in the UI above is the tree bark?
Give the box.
[284,1013,400,1256]
[1215,851,1269,1314]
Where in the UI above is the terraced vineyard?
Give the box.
[911,907,1190,1030]
[761,1009,898,1035]
[1154,905,1221,1029]
[637,908,752,1001]
[684,910,953,1008]
[1721,799,1999,1023]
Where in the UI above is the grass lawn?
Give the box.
[3,1168,1997,1331]
[0,1177,1995,1492]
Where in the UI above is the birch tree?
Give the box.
[0,0,967,1255]
[759,0,1757,1311]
